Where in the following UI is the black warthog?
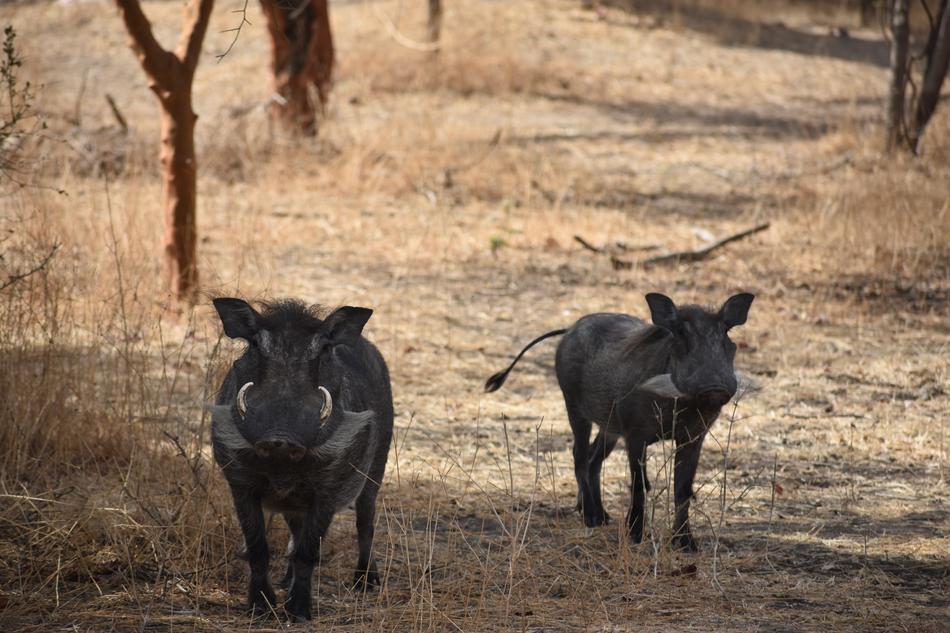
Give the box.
[485,293,754,550]
[209,298,393,622]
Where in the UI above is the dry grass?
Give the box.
[1,0,948,631]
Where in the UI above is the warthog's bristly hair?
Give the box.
[256,299,329,332]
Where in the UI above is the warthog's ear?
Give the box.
[323,306,373,347]
[645,293,679,332]
[719,293,754,329]
[213,298,261,341]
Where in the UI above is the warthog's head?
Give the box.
[211,298,373,463]
[639,292,754,408]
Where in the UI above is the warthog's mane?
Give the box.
[621,304,718,357]
[255,299,331,333]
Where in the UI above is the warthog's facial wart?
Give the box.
[734,371,761,396]
[638,373,687,399]
[310,410,375,461]
[209,404,254,451]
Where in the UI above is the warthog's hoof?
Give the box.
[351,567,381,591]
[247,583,277,619]
[583,507,610,527]
[672,532,699,552]
[284,588,312,622]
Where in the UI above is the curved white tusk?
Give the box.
[237,382,254,418]
[318,385,332,422]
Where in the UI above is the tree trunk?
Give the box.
[260,0,334,134]
[911,0,950,153]
[310,0,334,107]
[860,0,877,27]
[114,0,212,305]
[427,0,443,45]
[886,0,911,152]
[160,82,199,302]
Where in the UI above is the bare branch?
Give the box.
[0,243,60,292]
[180,0,216,72]
[114,0,176,88]
[105,94,129,133]
[373,3,441,52]
[573,235,605,253]
[216,0,252,62]
[611,223,770,270]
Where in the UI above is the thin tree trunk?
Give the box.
[309,0,334,107]
[114,0,212,304]
[261,0,334,134]
[886,0,911,152]
[160,84,199,302]
[912,0,950,153]
[427,0,443,45]
[860,0,877,27]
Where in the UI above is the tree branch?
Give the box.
[610,223,770,270]
[114,0,176,88]
[215,0,251,62]
[0,243,60,292]
[179,0,216,73]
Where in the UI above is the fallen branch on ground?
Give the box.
[573,235,660,254]
[610,223,770,270]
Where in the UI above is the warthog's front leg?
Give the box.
[625,439,648,543]
[231,492,276,616]
[284,508,333,622]
[672,433,706,552]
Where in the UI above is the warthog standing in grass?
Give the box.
[209,298,393,622]
[485,292,754,550]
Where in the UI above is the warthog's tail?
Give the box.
[484,329,567,393]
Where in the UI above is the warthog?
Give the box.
[485,293,754,550]
[209,298,393,621]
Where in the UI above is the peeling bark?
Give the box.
[114,0,212,305]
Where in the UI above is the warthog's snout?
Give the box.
[254,437,306,461]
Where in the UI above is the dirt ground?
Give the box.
[1,0,948,631]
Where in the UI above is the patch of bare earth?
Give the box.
[0,0,947,631]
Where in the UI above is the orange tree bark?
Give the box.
[260,0,334,134]
[114,0,213,304]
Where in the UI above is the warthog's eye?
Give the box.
[237,382,254,419]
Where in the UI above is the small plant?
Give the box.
[0,25,37,182]
[489,234,506,256]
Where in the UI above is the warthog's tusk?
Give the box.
[237,382,254,418]
[318,385,332,422]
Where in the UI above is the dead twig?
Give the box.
[0,242,60,292]
[442,129,502,187]
[104,94,128,134]
[215,0,252,62]
[611,223,770,270]
[573,235,605,253]
[573,235,660,254]
[373,2,442,52]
